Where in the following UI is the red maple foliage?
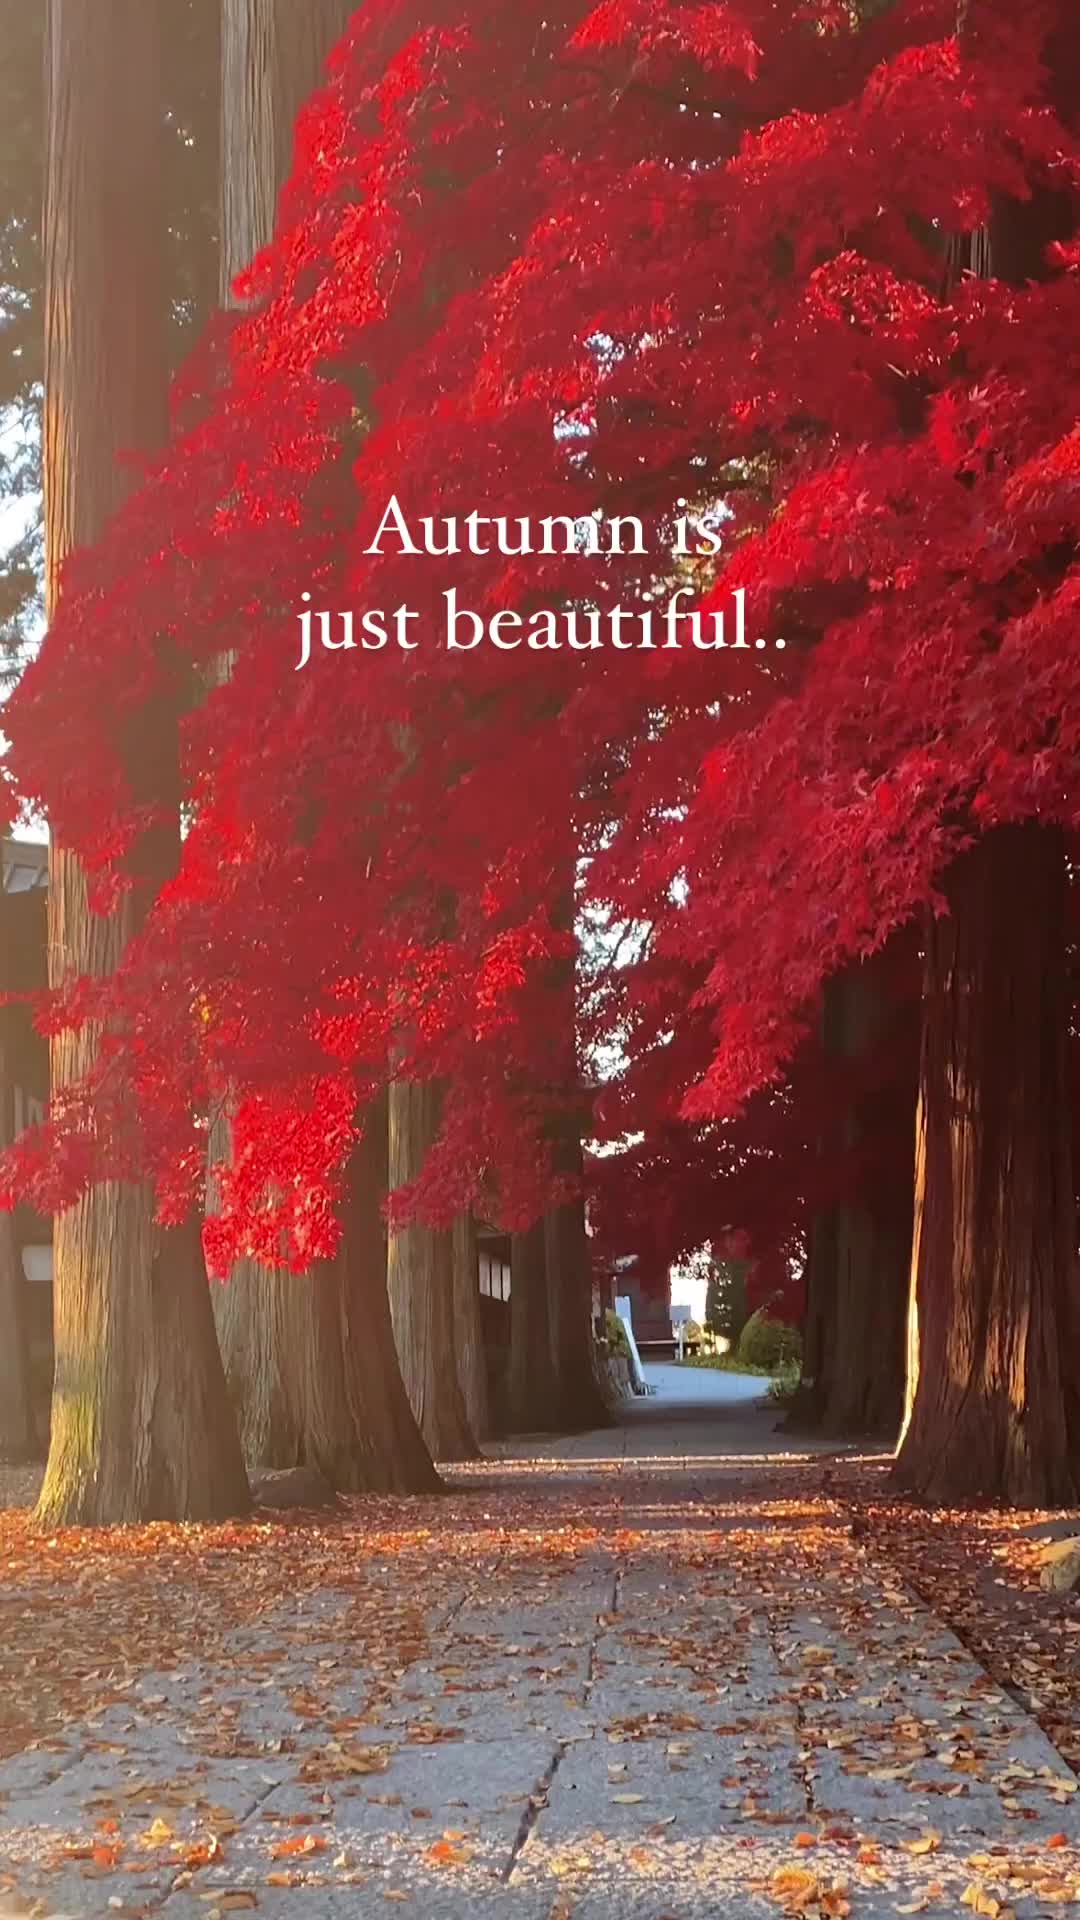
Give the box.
[3,0,1079,1284]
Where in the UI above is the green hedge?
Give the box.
[736,1310,801,1372]
[605,1309,630,1357]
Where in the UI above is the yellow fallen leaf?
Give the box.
[960,1887,1001,1918]
[771,1865,819,1903]
[902,1830,941,1856]
[611,1793,646,1805]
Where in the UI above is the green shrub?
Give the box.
[683,1318,703,1346]
[736,1310,801,1373]
[605,1309,630,1357]
[767,1355,802,1402]
[705,1257,750,1346]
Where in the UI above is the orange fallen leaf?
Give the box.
[270,1833,326,1859]
[427,1839,471,1867]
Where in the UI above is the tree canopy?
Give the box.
[2,0,1079,1476]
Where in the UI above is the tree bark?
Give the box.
[214,1097,439,1491]
[820,1204,908,1439]
[545,1189,610,1431]
[387,1080,478,1461]
[452,1214,490,1441]
[895,825,1080,1505]
[789,1207,837,1430]
[506,1220,559,1432]
[212,0,436,1491]
[38,0,248,1526]
[220,0,353,298]
[786,962,912,1441]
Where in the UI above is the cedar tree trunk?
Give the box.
[212,0,433,1489]
[545,1188,610,1431]
[895,825,1080,1505]
[506,1219,559,1432]
[452,1213,490,1441]
[220,0,354,282]
[214,1096,439,1492]
[38,0,248,1525]
[820,1204,909,1440]
[387,1080,478,1461]
[787,962,911,1440]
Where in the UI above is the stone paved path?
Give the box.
[3,1368,1080,1918]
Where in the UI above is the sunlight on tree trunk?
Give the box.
[895,825,1080,1505]
[220,0,354,278]
[38,0,248,1526]
[213,1096,439,1492]
[388,1080,478,1462]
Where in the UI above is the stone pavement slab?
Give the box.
[3,1368,1080,1917]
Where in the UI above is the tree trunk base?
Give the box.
[895,825,1080,1510]
[388,1081,479,1464]
[37,1201,250,1528]
[214,1100,442,1497]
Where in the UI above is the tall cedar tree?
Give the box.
[37,0,248,1525]
[211,0,438,1493]
[4,2,1080,1503]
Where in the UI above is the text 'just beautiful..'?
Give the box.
[294,494,787,669]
